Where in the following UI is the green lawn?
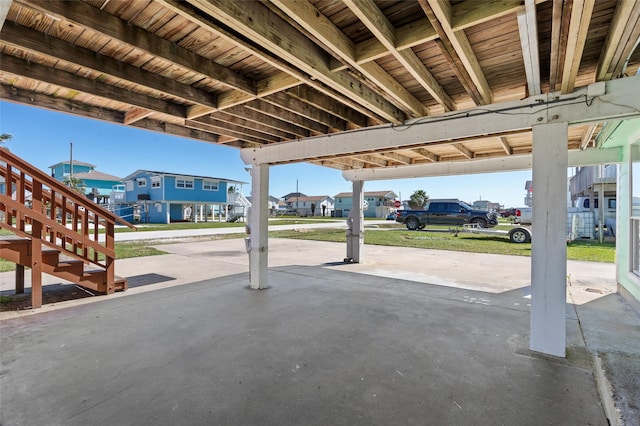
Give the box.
[269,226,615,263]
[0,222,616,273]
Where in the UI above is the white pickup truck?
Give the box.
[513,207,533,225]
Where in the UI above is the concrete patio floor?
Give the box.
[1,238,638,425]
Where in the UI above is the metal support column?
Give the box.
[346,180,364,263]
[249,164,269,289]
[530,122,568,357]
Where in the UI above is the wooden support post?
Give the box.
[16,264,25,294]
[249,164,269,289]
[31,181,43,309]
[105,222,115,294]
[530,122,568,357]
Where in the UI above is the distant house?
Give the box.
[334,190,398,218]
[123,170,247,223]
[286,195,334,216]
[472,200,501,211]
[49,160,122,203]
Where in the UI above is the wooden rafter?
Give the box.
[420,0,493,105]
[596,0,640,81]
[0,53,187,119]
[343,0,454,112]
[560,0,595,94]
[185,118,272,145]
[413,148,439,163]
[265,92,347,132]
[271,0,427,118]
[222,105,310,139]
[498,137,513,155]
[517,0,541,96]
[285,86,369,128]
[211,110,300,141]
[452,143,474,159]
[379,152,412,165]
[1,21,219,112]
[184,0,404,124]
[244,99,327,134]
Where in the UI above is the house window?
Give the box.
[151,177,161,188]
[137,178,147,187]
[176,178,194,189]
[203,180,219,191]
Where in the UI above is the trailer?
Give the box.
[452,223,532,243]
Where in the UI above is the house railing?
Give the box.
[0,148,136,294]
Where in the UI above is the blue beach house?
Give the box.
[123,170,248,223]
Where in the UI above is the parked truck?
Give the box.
[395,199,498,230]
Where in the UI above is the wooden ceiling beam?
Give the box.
[209,110,300,140]
[161,0,384,126]
[420,0,493,105]
[123,108,154,125]
[353,155,388,167]
[0,84,222,144]
[18,0,257,95]
[272,0,427,118]
[498,137,513,155]
[331,17,438,71]
[452,0,539,31]
[596,0,640,81]
[413,148,439,163]
[221,105,310,139]
[265,92,347,132]
[517,0,541,96]
[549,0,569,91]
[379,152,412,165]
[245,99,329,134]
[285,86,369,128]
[0,53,187,119]
[560,0,595,94]
[344,0,454,113]
[452,143,475,159]
[185,0,404,124]
[185,118,274,145]
[1,21,219,112]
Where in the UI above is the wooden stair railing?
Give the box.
[0,148,136,308]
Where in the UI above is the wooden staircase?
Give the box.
[0,149,136,308]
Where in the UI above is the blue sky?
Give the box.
[0,101,532,207]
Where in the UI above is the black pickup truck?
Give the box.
[396,199,498,230]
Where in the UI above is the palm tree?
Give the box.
[0,133,12,148]
[409,189,429,209]
[63,176,87,195]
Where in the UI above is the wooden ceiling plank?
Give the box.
[271,0,427,117]
[1,21,219,110]
[421,0,493,105]
[222,104,310,138]
[185,0,404,124]
[19,0,258,95]
[0,52,187,118]
[517,0,541,95]
[597,1,640,81]
[344,0,453,113]
[452,0,527,31]
[579,123,597,149]
[560,0,595,94]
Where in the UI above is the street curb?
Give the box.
[594,353,621,426]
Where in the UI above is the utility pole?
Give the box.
[69,141,73,179]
